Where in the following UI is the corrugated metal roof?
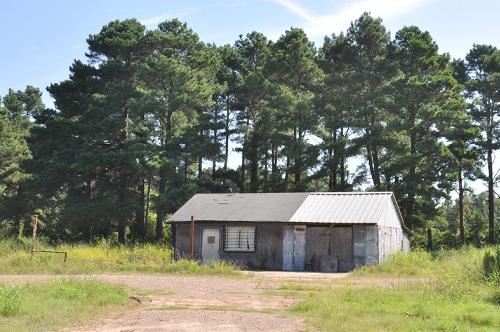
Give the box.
[289,192,393,224]
[167,193,309,223]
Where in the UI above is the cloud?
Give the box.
[273,0,433,38]
[140,8,201,27]
[140,14,174,26]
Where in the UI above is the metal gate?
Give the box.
[283,225,306,271]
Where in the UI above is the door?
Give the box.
[293,225,306,270]
[283,226,294,271]
[202,228,220,264]
[283,225,306,271]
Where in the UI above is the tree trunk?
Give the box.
[458,165,465,245]
[118,169,127,244]
[213,107,218,179]
[249,137,258,193]
[198,129,203,178]
[263,149,269,192]
[156,170,165,241]
[366,144,375,186]
[340,127,346,189]
[372,145,382,190]
[118,105,130,245]
[294,127,302,190]
[135,176,145,242]
[145,169,152,239]
[487,139,495,244]
[224,98,230,171]
[156,112,172,242]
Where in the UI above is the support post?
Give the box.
[189,216,195,259]
[31,215,38,259]
[427,228,433,252]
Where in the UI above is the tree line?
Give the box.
[0,13,498,246]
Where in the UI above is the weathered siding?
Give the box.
[378,226,408,263]
[353,225,379,268]
[174,222,402,272]
[174,222,283,270]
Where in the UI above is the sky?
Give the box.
[0,0,499,192]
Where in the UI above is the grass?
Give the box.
[286,246,500,331]
[0,238,240,275]
[0,279,129,331]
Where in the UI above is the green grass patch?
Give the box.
[0,238,240,275]
[0,286,22,316]
[0,279,129,331]
[291,246,500,331]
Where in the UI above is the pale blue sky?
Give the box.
[1,0,498,192]
[1,0,500,106]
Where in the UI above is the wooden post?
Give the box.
[427,227,433,252]
[31,215,38,259]
[189,216,195,258]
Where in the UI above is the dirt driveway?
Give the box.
[0,272,348,331]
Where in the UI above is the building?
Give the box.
[167,192,410,272]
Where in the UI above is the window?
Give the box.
[224,226,255,252]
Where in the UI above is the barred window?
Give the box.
[224,226,255,252]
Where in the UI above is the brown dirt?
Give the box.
[0,273,330,331]
[0,272,429,331]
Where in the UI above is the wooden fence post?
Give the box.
[31,215,38,259]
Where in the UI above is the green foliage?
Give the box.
[0,13,497,249]
[0,280,128,331]
[0,286,22,316]
[483,247,500,283]
[292,247,500,331]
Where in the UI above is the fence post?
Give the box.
[427,227,433,252]
[31,215,38,259]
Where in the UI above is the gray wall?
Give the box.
[174,222,283,270]
[377,226,409,263]
[173,222,406,271]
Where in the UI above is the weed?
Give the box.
[0,286,22,316]
[0,238,240,275]
[0,279,129,331]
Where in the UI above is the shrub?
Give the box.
[483,247,500,284]
[0,286,23,316]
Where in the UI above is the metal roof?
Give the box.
[167,193,309,223]
[167,192,404,228]
[289,192,394,224]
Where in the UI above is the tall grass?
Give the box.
[0,286,22,316]
[292,246,500,331]
[0,279,129,331]
[0,238,240,275]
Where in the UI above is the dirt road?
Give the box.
[0,272,348,331]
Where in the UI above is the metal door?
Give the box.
[293,225,306,270]
[283,226,294,271]
[202,228,220,264]
[283,225,306,271]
